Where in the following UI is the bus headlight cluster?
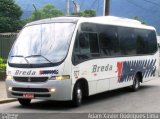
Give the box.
[49,88,56,92]
[8,87,12,91]
[49,75,70,80]
[6,75,13,80]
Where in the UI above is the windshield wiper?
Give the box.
[11,55,30,65]
[25,55,53,64]
[11,55,23,57]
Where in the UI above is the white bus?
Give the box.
[6,16,158,107]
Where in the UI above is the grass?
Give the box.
[0,58,6,73]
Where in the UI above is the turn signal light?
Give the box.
[49,75,70,80]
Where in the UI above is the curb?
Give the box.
[0,79,5,81]
[0,98,17,104]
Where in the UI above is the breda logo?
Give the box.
[15,70,36,75]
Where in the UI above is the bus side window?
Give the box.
[99,33,111,56]
[135,29,149,54]
[147,31,157,53]
[79,33,90,54]
[89,33,100,57]
[118,27,136,55]
[135,29,157,55]
[72,32,90,64]
[72,32,100,64]
[98,25,119,57]
[72,32,81,64]
[79,32,100,57]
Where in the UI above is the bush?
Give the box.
[0,57,6,72]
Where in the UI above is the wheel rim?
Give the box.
[76,88,82,103]
[134,77,139,89]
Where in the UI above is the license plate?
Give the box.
[23,93,34,99]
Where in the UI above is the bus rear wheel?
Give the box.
[131,74,140,91]
[72,83,83,107]
[18,98,31,106]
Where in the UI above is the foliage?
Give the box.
[0,57,6,72]
[23,4,64,23]
[72,9,96,17]
[83,10,96,17]
[133,16,146,24]
[0,0,23,33]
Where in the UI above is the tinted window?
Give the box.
[135,29,157,54]
[135,29,149,54]
[147,31,157,53]
[118,27,136,55]
[72,23,157,65]
[98,25,120,56]
[79,32,99,54]
[89,33,99,53]
[73,32,99,64]
[73,32,79,54]
[79,33,90,54]
[81,23,97,32]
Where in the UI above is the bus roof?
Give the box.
[26,17,80,26]
[26,16,155,30]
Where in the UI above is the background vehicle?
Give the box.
[6,16,158,107]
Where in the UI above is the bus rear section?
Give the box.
[71,17,158,106]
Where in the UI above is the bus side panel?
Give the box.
[70,53,159,96]
[112,54,158,90]
[72,61,97,96]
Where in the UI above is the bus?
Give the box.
[6,16,158,107]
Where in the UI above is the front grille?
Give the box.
[14,77,48,82]
[12,87,49,93]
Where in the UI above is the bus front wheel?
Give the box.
[72,83,83,107]
[18,98,31,106]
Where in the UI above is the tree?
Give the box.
[133,16,146,24]
[72,9,96,17]
[24,4,64,23]
[83,10,96,17]
[0,0,22,33]
[41,4,64,18]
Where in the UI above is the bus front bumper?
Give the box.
[5,79,72,101]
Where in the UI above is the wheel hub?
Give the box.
[77,88,82,102]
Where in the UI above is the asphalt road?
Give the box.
[1,79,160,119]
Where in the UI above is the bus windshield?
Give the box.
[9,23,75,64]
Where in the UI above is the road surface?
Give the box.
[0,79,160,119]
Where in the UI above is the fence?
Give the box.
[0,33,17,79]
[0,33,17,59]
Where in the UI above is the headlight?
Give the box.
[49,88,56,92]
[8,87,12,91]
[6,75,13,80]
[49,75,70,80]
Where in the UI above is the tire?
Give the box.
[131,74,140,91]
[18,98,31,106]
[72,83,83,107]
